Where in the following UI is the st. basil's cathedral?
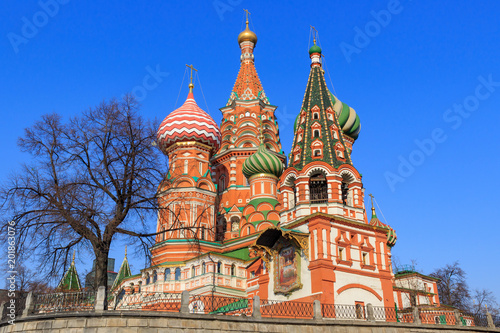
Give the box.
[82,19,442,311]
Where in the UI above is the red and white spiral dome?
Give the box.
[157,90,221,154]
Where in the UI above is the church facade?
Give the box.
[107,21,441,311]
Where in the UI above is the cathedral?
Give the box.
[103,19,441,311]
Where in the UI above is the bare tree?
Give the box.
[430,261,470,310]
[469,289,499,317]
[0,95,167,303]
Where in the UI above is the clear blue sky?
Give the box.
[1,1,499,301]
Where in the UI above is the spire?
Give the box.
[111,248,132,291]
[289,35,353,171]
[228,11,268,104]
[56,251,82,292]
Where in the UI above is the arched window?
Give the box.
[314,130,320,138]
[313,113,319,119]
[247,226,251,235]
[231,216,240,232]
[231,264,236,276]
[174,267,181,281]
[202,262,206,275]
[165,268,171,281]
[201,226,206,240]
[184,160,188,174]
[145,273,150,284]
[130,283,135,294]
[152,270,157,283]
[199,161,203,174]
[215,218,226,241]
[217,261,222,274]
[314,149,321,157]
[191,265,196,278]
[309,171,328,203]
[341,182,349,205]
[138,281,142,292]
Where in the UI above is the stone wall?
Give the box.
[1,311,499,333]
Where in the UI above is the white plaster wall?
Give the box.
[334,271,385,306]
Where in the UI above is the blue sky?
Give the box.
[1,1,499,301]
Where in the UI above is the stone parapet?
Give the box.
[1,310,499,333]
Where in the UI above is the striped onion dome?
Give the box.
[369,209,397,247]
[243,143,284,179]
[386,226,397,248]
[329,91,361,140]
[157,91,221,154]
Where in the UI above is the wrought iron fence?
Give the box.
[459,312,489,327]
[260,299,313,319]
[322,304,366,320]
[420,310,456,325]
[32,291,95,314]
[112,292,181,312]
[189,294,252,316]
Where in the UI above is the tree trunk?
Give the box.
[94,244,110,310]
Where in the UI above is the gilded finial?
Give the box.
[369,193,376,216]
[72,250,75,264]
[125,245,127,258]
[238,9,257,45]
[244,9,250,25]
[186,64,198,93]
[310,25,318,45]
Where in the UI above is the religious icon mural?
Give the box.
[274,241,302,294]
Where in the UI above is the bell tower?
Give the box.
[279,37,365,224]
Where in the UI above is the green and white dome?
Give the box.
[243,144,284,179]
[329,91,361,140]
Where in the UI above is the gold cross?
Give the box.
[310,25,318,44]
[244,9,251,23]
[185,64,198,86]
[369,193,375,209]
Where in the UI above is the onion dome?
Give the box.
[369,207,397,247]
[157,90,221,155]
[243,143,284,179]
[238,20,258,45]
[309,44,322,55]
[386,226,397,248]
[329,91,361,140]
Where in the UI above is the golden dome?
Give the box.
[238,21,257,45]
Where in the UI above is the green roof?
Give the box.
[111,256,132,290]
[222,248,252,261]
[57,261,81,292]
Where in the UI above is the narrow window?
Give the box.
[339,247,344,260]
[191,265,196,278]
[174,268,181,280]
[231,264,236,276]
[362,252,367,265]
[165,268,171,281]
[184,160,188,174]
[314,130,320,138]
[202,262,206,275]
[313,113,319,119]
[341,182,349,205]
[201,226,205,240]
[199,161,203,174]
[152,271,157,283]
[217,261,222,274]
[247,226,251,235]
